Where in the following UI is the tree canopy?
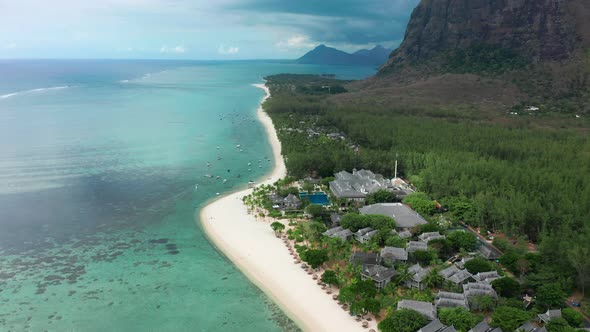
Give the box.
[438,307,477,332]
[378,309,429,332]
[490,306,533,331]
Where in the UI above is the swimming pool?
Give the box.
[299,192,330,205]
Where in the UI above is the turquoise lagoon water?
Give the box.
[0,60,375,331]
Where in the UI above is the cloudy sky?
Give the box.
[0,0,419,59]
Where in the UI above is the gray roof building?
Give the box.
[329,169,389,200]
[406,264,431,290]
[397,299,437,320]
[473,271,501,284]
[469,320,503,332]
[419,232,446,243]
[323,226,344,237]
[478,245,501,260]
[323,226,354,242]
[417,321,459,332]
[381,246,408,262]
[517,322,535,332]
[455,256,474,269]
[330,213,342,226]
[440,265,473,285]
[399,230,413,238]
[538,309,562,324]
[361,264,397,289]
[463,282,497,298]
[435,291,469,309]
[408,241,428,253]
[350,251,380,265]
[354,227,379,243]
[359,203,428,229]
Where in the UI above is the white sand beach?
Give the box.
[199,83,375,331]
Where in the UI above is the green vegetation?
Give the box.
[490,306,533,331]
[378,309,429,332]
[402,192,436,216]
[438,307,478,332]
[447,231,478,252]
[536,283,567,309]
[270,221,285,235]
[442,44,528,75]
[491,277,521,298]
[300,248,329,269]
[321,270,340,287]
[261,73,590,328]
[561,308,584,328]
[464,257,494,274]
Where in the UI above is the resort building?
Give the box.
[323,226,354,242]
[419,231,446,243]
[408,241,428,253]
[330,213,342,226]
[463,282,498,307]
[517,322,546,332]
[435,291,469,310]
[350,251,380,265]
[538,309,562,324]
[473,271,501,284]
[284,194,301,210]
[455,257,474,269]
[397,299,437,320]
[380,246,408,263]
[406,264,431,290]
[398,230,413,239]
[354,227,379,243]
[329,169,390,202]
[478,244,501,260]
[359,203,428,230]
[417,319,458,332]
[439,265,473,285]
[268,193,301,210]
[360,264,397,289]
[469,320,503,332]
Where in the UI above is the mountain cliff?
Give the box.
[381,0,589,72]
[335,0,589,115]
[297,45,392,66]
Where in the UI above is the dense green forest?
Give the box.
[263,74,590,295]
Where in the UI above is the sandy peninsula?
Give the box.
[199,83,375,331]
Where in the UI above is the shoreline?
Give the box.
[198,83,373,331]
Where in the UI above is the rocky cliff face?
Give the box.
[382,0,586,71]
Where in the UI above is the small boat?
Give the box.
[216,146,220,149]
[204,174,212,178]
[216,192,220,196]
[216,176,221,179]
[206,162,211,167]
[248,168,252,172]
[217,157,222,160]
[248,162,251,166]
[236,144,241,148]
[223,179,227,183]
[194,184,198,190]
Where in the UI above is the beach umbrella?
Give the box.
[326,289,332,294]
[355,316,361,322]
[332,295,338,300]
[369,330,376,332]
[312,274,318,280]
[362,321,369,328]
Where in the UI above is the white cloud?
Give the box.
[217,45,239,55]
[275,35,315,50]
[160,45,186,53]
[5,42,17,49]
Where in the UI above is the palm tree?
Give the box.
[393,265,412,288]
[423,268,443,289]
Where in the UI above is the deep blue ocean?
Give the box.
[0,59,375,331]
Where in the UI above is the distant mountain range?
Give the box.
[296,45,392,66]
